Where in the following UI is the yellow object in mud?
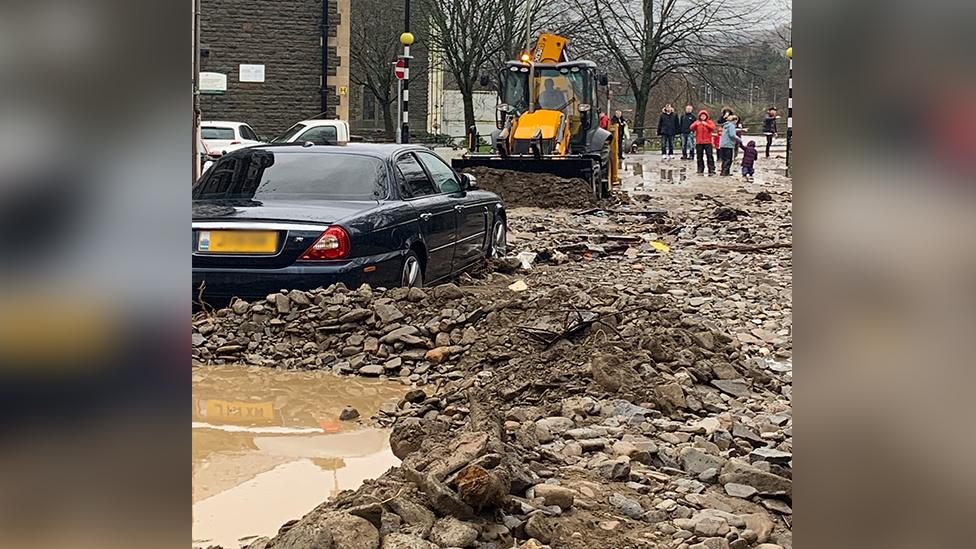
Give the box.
[651,240,671,253]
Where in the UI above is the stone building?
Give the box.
[199,0,429,140]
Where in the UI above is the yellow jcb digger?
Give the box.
[451,33,617,199]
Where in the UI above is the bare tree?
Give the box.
[421,0,551,130]
[567,0,758,136]
[349,0,404,139]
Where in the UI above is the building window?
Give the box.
[362,89,376,121]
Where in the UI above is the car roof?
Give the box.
[201,121,250,128]
[292,119,346,127]
[233,142,429,160]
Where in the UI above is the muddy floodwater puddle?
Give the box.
[192,365,408,548]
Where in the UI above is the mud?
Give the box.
[461,167,603,209]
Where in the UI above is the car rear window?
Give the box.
[192,150,388,201]
[271,123,307,143]
[201,127,236,140]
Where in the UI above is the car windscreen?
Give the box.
[201,127,236,140]
[271,123,307,143]
[192,150,388,201]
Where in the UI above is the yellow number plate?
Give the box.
[197,230,278,253]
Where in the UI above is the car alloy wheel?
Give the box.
[490,221,507,258]
[401,252,423,288]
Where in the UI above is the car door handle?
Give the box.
[419,213,432,221]
[454,205,463,212]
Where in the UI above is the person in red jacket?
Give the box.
[689,109,717,175]
[598,109,610,130]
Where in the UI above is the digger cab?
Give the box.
[495,60,604,157]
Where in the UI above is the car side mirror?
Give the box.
[461,173,477,191]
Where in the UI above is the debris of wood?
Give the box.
[697,242,792,252]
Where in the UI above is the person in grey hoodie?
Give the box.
[718,114,741,176]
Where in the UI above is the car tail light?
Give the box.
[300,226,350,260]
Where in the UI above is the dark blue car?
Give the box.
[192,143,507,303]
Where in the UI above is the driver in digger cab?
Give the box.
[538,78,567,110]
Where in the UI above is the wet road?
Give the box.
[192,365,407,548]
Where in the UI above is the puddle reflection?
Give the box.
[192,365,408,548]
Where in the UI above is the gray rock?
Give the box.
[404,388,427,403]
[524,513,554,544]
[339,406,360,421]
[287,289,311,306]
[330,514,380,549]
[375,303,404,324]
[340,308,373,323]
[359,364,384,376]
[192,333,206,347]
[381,326,421,344]
[750,447,792,465]
[690,538,730,549]
[535,417,575,443]
[741,513,775,543]
[710,379,751,398]
[387,496,435,537]
[430,517,479,547]
[431,283,465,299]
[594,457,631,480]
[380,533,437,549]
[694,517,730,537]
[719,459,792,496]
[609,493,645,519]
[679,447,727,475]
[724,483,758,499]
[533,484,575,511]
[273,293,291,314]
[761,498,792,515]
[656,382,687,410]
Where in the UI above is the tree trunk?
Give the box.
[382,99,395,140]
[633,90,649,140]
[462,89,476,135]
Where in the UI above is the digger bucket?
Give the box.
[451,154,609,199]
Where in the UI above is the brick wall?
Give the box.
[199,0,339,138]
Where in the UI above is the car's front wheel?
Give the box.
[489,219,507,258]
[400,251,424,288]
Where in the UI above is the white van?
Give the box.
[271,119,351,145]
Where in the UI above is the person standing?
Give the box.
[762,107,779,158]
[599,109,610,130]
[611,109,627,159]
[718,114,741,176]
[657,104,679,159]
[738,139,759,182]
[678,105,696,160]
[689,109,717,175]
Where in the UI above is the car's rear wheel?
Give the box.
[401,251,424,287]
[489,219,507,258]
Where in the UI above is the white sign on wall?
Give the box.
[239,64,265,83]
[199,72,227,94]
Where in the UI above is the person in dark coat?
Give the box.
[762,107,779,158]
[611,109,627,159]
[657,104,679,158]
[738,139,759,182]
[678,105,697,160]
